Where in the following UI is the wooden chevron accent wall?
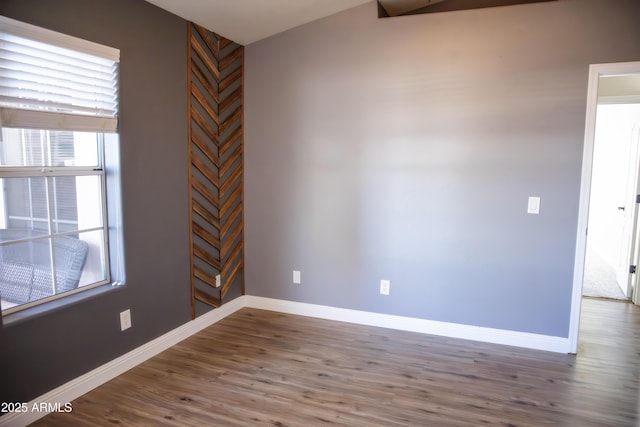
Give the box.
[187,22,244,317]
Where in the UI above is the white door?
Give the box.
[617,123,640,298]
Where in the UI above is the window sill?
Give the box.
[1,283,123,328]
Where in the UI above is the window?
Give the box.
[0,16,123,314]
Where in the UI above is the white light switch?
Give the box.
[528,196,540,214]
[293,270,301,284]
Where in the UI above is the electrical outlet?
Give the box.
[293,270,301,284]
[215,274,221,288]
[120,309,131,331]
[380,279,390,295]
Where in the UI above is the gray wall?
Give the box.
[0,0,191,403]
[244,0,640,337]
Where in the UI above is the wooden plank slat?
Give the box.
[193,287,220,307]
[220,258,241,299]
[220,165,242,199]
[219,105,242,135]
[219,144,242,179]
[187,22,197,320]
[219,184,242,219]
[220,244,242,300]
[219,37,234,51]
[220,232,244,271]
[192,178,219,209]
[191,131,219,169]
[191,34,220,80]
[219,127,242,158]
[192,221,221,250]
[192,154,219,189]
[219,45,244,72]
[192,59,220,104]
[193,23,219,59]
[193,244,221,271]
[219,86,242,117]
[192,199,220,230]
[221,225,242,261]
[192,107,219,145]
[221,240,242,275]
[219,67,242,93]
[222,239,241,271]
[194,266,220,290]
[192,85,220,126]
[220,200,242,240]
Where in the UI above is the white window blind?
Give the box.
[0,15,119,133]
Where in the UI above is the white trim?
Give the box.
[244,296,571,353]
[598,95,640,105]
[1,294,572,426]
[0,297,245,427]
[569,61,640,354]
[0,108,118,133]
[0,15,119,61]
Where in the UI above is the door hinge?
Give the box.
[636,194,640,204]
[631,265,637,274]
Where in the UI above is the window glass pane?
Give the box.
[0,176,50,233]
[0,227,45,243]
[56,131,100,167]
[51,175,77,233]
[0,230,101,307]
[0,175,103,235]
[52,175,102,233]
[0,128,99,167]
[53,233,92,292]
[48,131,77,166]
[0,235,53,305]
[21,129,46,166]
[71,229,105,287]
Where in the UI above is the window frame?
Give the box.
[0,16,123,316]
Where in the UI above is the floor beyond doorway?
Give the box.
[583,248,628,300]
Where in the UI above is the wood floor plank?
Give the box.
[34,298,640,426]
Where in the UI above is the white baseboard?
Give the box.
[1,295,570,426]
[244,296,571,353]
[0,297,245,427]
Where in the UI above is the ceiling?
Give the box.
[144,0,372,45]
[144,0,551,44]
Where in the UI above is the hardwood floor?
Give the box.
[36,298,639,426]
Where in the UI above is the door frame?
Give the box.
[569,61,640,354]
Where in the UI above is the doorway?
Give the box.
[584,102,640,300]
[569,61,640,354]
